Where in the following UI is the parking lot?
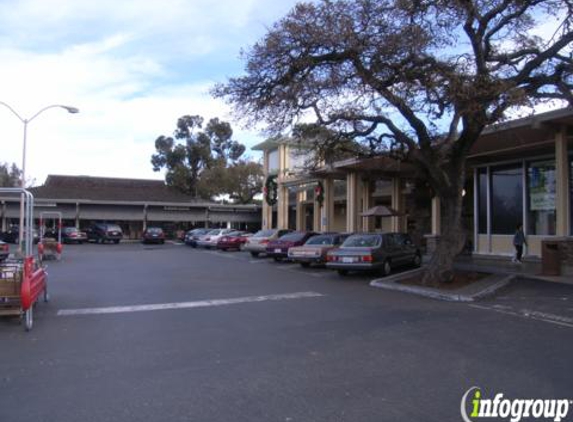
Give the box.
[1,242,572,422]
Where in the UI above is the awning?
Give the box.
[360,205,404,217]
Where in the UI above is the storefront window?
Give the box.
[477,168,488,234]
[570,157,573,235]
[527,160,556,235]
[491,165,523,234]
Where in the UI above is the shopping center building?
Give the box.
[255,107,573,258]
[0,175,261,239]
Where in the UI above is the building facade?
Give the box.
[255,108,573,258]
[0,175,261,239]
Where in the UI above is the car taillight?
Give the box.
[1,244,8,252]
[221,237,228,242]
[327,255,337,262]
[260,239,269,244]
[361,255,373,262]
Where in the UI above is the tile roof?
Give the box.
[29,175,211,204]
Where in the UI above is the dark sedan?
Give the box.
[1,226,39,244]
[142,227,165,244]
[60,227,88,244]
[326,232,421,276]
[266,231,318,262]
[184,228,211,247]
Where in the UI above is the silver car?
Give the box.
[196,229,234,249]
[243,229,293,257]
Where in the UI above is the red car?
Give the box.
[266,231,318,262]
[216,231,252,251]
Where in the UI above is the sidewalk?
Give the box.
[453,254,573,286]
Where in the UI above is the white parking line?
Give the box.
[57,291,325,316]
[469,304,573,329]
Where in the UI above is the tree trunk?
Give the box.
[422,190,466,286]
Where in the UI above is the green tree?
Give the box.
[214,0,573,284]
[197,160,263,204]
[151,115,246,197]
[0,162,21,187]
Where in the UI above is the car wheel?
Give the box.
[114,240,120,244]
[250,252,259,257]
[381,260,392,277]
[300,262,311,268]
[413,253,422,268]
[273,257,282,262]
[337,269,348,276]
[221,248,227,252]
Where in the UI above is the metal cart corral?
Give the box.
[39,211,63,262]
[0,188,48,331]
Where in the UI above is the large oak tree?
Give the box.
[214,0,573,284]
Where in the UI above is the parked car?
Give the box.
[56,227,88,244]
[196,228,234,249]
[86,223,123,244]
[184,228,211,247]
[326,232,421,276]
[0,226,39,244]
[0,241,9,261]
[288,233,350,267]
[243,229,293,257]
[142,227,165,244]
[216,231,252,251]
[266,231,318,262]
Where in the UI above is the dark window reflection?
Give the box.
[478,168,488,234]
[491,165,523,234]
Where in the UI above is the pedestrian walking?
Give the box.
[512,224,527,263]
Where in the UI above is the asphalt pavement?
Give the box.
[1,242,572,422]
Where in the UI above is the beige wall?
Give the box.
[477,234,545,257]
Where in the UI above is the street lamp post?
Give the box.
[0,102,79,252]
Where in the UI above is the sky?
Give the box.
[0,0,302,186]
[0,1,567,187]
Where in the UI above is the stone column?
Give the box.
[321,179,335,232]
[1,201,6,232]
[361,179,373,232]
[555,125,570,236]
[391,177,404,232]
[425,196,442,255]
[75,202,81,229]
[313,190,321,232]
[296,190,306,231]
[277,184,289,230]
[262,201,273,229]
[142,204,148,232]
[346,172,360,233]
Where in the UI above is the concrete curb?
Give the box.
[370,269,515,302]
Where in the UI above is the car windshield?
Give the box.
[253,229,275,238]
[64,227,78,233]
[208,229,221,235]
[342,234,382,248]
[106,225,122,232]
[147,228,163,234]
[305,235,335,246]
[279,232,306,242]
